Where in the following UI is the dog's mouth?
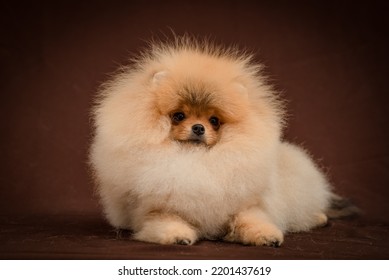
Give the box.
[178,135,208,146]
[189,139,205,145]
[179,139,206,145]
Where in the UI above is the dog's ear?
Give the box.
[152,71,168,85]
[233,82,248,98]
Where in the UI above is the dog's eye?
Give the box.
[172,112,185,123]
[209,116,220,128]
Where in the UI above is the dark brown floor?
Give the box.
[0,215,387,260]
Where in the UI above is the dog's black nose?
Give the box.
[192,124,205,136]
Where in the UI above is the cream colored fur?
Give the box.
[89,38,332,246]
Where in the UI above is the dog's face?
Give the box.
[169,103,222,147]
[151,71,252,148]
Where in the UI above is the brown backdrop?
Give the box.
[1,0,388,259]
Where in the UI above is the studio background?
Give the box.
[1,0,388,259]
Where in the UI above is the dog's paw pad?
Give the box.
[269,240,281,248]
[250,226,284,247]
[175,238,192,245]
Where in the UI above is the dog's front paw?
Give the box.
[133,216,198,245]
[175,238,193,246]
[248,224,284,247]
[228,222,284,247]
[163,227,198,245]
[225,208,284,247]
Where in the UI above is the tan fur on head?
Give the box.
[89,35,349,246]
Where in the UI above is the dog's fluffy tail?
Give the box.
[326,193,361,219]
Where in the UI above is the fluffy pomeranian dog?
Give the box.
[90,37,356,246]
